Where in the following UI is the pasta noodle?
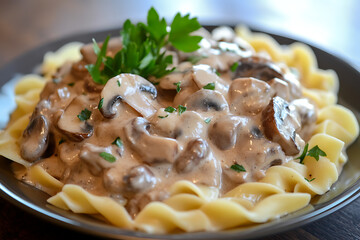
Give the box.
[0,25,358,234]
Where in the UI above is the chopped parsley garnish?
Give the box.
[203,82,215,90]
[164,106,176,113]
[296,143,327,164]
[174,81,181,93]
[158,115,169,119]
[307,145,327,161]
[99,152,116,163]
[112,137,123,148]
[67,82,75,87]
[204,118,211,124]
[58,139,65,145]
[215,70,221,76]
[98,98,104,109]
[117,80,121,87]
[304,177,316,182]
[230,163,246,172]
[86,8,202,84]
[178,105,187,115]
[230,62,239,72]
[77,108,92,121]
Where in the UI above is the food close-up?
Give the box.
[0,4,359,239]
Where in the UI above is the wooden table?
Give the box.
[0,1,359,239]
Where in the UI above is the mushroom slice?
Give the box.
[79,143,116,176]
[20,114,50,163]
[184,89,229,112]
[124,117,179,164]
[174,138,210,173]
[262,96,301,155]
[209,116,248,150]
[123,165,157,193]
[158,62,193,90]
[233,56,284,81]
[57,95,93,141]
[192,64,228,95]
[229,78,272,115]
[100,74,159,118]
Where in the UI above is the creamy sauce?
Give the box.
[19,27,317,216]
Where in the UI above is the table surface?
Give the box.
[0,0,359,239]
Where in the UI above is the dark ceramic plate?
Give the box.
[0,27,359,240]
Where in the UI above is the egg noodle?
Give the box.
[0,26,358,234]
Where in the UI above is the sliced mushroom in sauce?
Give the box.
[124,117,179,164]
[100,74,159,118]
[184,89,229,112]
[57,95,94,141]
[262,96,301,155]
[79,143,116,175]
[174,138,210,173]
[20,114,51,163]
[229,77,272,115]
[123,165,157,193]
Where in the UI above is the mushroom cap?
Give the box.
[184,89,229,112]
[57,95,94,141]
[100,74,159,119]
[20,114,50,163]
[124,117,179,164]
[229,77,272,115]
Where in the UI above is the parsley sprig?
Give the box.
[87,7,203,84]
[77,108,92,121]
[230,163,246,172]
[296,143,327,164]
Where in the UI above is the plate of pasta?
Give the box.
[0,8,359,239]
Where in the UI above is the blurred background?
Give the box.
[0,0,359,239]
[0,0,359,69]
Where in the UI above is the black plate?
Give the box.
[0,27,359,240]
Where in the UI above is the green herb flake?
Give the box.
[112,137,123,148]
[174,81,181,93]
[230,62,239,72]
[296,143,309,164]
[59,139,65,145]
[77,108,92,121]
[178,105,187,115]
[307,145,327,161]
[304,177,316,182]
[158,115,169,119]
[99,152,116,163]
[67,82,75,87]
[117,80,121,87]
[204,118,211,124]
[230,163,246,172]
[98,98,104,110]
[164,106,176,113]
[215,70,221,76]
[203,82,215,90]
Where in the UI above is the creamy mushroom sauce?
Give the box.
[18,27,317,216]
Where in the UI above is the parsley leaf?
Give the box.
[77,108,92,121]
[230,62,239,72]
[112,137,123,148]
[67,82,75,87]
[174,81,181,93]
[99,152,116,163]
[178,105,187,115]
[304,177,316,182]
[230,163,246,172]
[296,143,309,164]
[98,98,104,110]
[307,145,327,161]
[164,106,176,113]
[204,118,211,124]
[296,144,327,164]
[59,139,65,145]
[169,13,202,52]
[86,8,202,84]
[158,115,169,119]
[203,82,215,90]
[85,36,110,84]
